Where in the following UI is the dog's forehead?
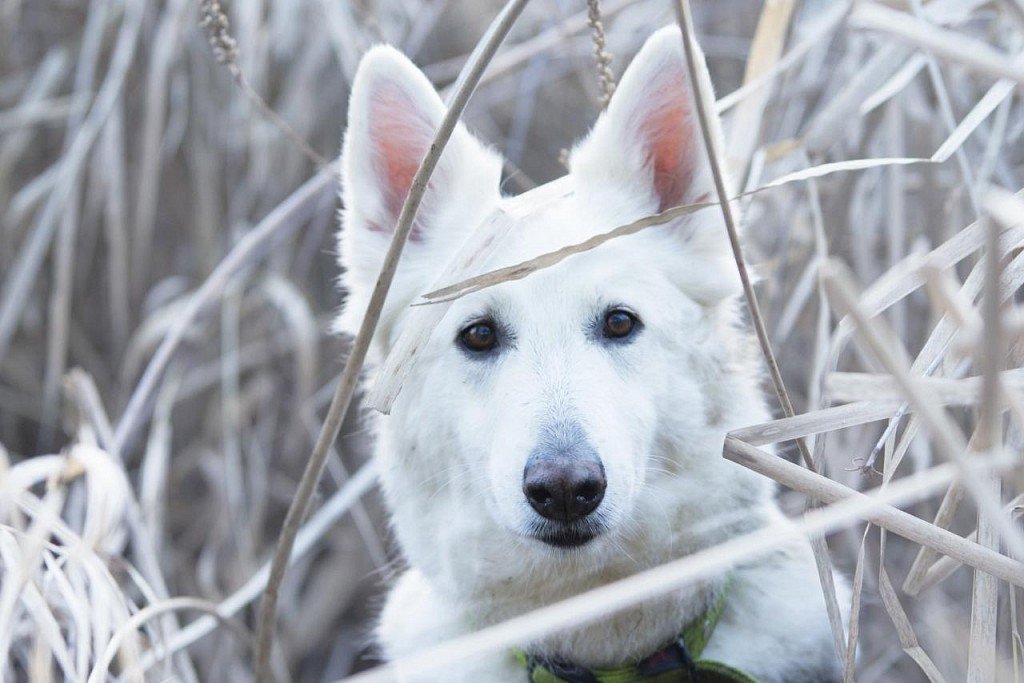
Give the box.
[440,177,670,317]
[483,176,644,270]
[498,177,581,254]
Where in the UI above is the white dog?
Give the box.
[337,26,847,683]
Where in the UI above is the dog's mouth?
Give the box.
[527,519,605,549]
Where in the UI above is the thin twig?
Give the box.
[966,212,1006,682]
[672,0,848,661]
[251,2,532,679]
[722,438,1024,588]
[199,0,329,169]
[586,0,616,107]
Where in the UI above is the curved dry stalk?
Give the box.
[133,462,377,673]
[0,0,144,366]
[113,167,336,452]
[87,597,252,683]
[851,3,1024,84]
[672,0,847,661]
[251,1,533,679]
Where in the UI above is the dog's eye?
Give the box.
[459,321,498,352]
[603,309,638,339]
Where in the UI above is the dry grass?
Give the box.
[1,0,1023,681]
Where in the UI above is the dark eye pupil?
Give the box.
[461,323,497,351]
[604,310,635,338]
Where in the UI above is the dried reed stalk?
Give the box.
[114,168,336,452]
[965,212,1007,682]
[672,0,846,659]
[852,3,1024,85]
[252,2,533,678]
[4,1,1024,679]
[722,437,1024,587]
[821,261,1024,559]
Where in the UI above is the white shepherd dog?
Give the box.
[337,26,848,683]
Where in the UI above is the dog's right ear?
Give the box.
[569,27,717,214]
[337,46,501,335]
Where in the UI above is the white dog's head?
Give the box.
[338,27,768,574]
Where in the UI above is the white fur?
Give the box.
[337,27,849,683]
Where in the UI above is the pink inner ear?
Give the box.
[639,74,695,212]
[368,82,436,237]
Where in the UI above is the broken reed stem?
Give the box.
[251,1,533,679]
[419,157,932,304]
[586,0,616,107]
[967,214,1005,683]
[672,1,846,662]
[671,0,813,470]
[821,261,1024,562]
[339,447,1000,683]
[722,438,1024,588]
[912,495,1024,597]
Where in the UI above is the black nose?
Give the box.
[523,459,606,523]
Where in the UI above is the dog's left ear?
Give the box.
[336,46,502,340]
[570,26,718,213]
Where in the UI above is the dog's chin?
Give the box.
[525,520,606,550]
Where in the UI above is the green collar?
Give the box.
[512,578,757,683]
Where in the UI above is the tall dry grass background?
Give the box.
[1,0,1024,681]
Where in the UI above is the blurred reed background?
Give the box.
[1,0,1023,681]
